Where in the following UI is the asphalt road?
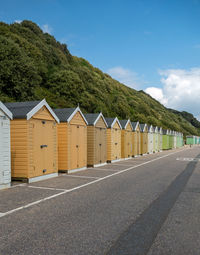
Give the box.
[0,146,200,255]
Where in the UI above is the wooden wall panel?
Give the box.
[87,126,95,166]
[95,117,107,128]
[33,106,55,121]
[10,119,28,178]
[57,123,68,170]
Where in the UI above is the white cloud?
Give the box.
[145,87,167,105]
[14,20,22,24]
[145,68,200,118]
[42,24,52,34]
[107,66,140,89]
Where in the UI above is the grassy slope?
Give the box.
[0,20,199,136]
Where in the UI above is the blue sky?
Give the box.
[1,0,200,117]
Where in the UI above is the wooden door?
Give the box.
[117,129,121,159]
[77,125,87,168]
[137,131,140,155]
[42,120,56,174]
[95,127,101,164]
[127,131,132,157]
[114,128,118,159]
[29,120,56,177]
[101,128,107,163]
[70,125,78,170]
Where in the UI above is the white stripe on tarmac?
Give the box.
[0,148,188,219]
[89,168,120,172]
[64,175,100,179]
[111,163,139,167]
[28,186,67,191]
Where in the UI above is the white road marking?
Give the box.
[176,157,200,162]
[111,163,139,167]
[89,168,120,172]
[28,186,67,191]
[64,175,100,180]
[0,148,188,219]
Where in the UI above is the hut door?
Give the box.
[30,120,55,177]
[78,125,86,168]
[101,129,107,163]
[42,120,56,174]
[70,125,78,169]
[95,128,101,164]
[127,131,131,157]
[137,131,139,155]
[114,129,118,159]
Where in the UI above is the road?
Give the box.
[0,146,200,255]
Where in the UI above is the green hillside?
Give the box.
[0,20,199,136]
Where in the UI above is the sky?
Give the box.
[1,0,200,118]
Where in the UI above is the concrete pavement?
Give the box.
[0,146,200,255]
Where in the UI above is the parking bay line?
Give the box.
[28,186,67,191]
[0,148,188,219]
[64,175,100,180]
[90,168,120,172]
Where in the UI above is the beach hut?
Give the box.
[84,113,108,167]
[54,107,88,173]
[153,126,159,152]
[140,123,148,155]
[173,131,177,149]
[169,130,173,149]
[186,135,195,145]
[158,127,163,151]
[119,119,133,159]
[162,129,169,150]
[5,100,59,182]
[148,125,154,154]
[0,102,13,189]
[132,121,141,156]
[105,117,122,163]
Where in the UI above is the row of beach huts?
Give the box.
[0,99,189,190]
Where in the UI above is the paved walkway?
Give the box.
[0,146,199,254]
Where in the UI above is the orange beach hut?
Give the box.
[5,99,59,183]
[54,107,88,173]
[84,113,108,167]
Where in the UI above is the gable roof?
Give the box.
[119,119,133,130]
[153,126,158,133]
[131,121,141,131]
[54,107,88,124]
[84,113,108,127]
[4,99,59,122]
[163,129,169,135]
[148,125,154,132]
[140,123,148,132]
[105,117,122,129]
[158,127,163,134]
[0,101,13,119]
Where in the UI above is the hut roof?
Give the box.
[105,117,122,129]
[131,121,141,131]
[0,101,13,119]
[119,119,132,130]
[54,107,88,124]
[5,99,59,122]
[84,113,108,127]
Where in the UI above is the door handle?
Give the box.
[76,145,79,148]
[40,145,48,148]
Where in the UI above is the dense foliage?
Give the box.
[0,20,199,136]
